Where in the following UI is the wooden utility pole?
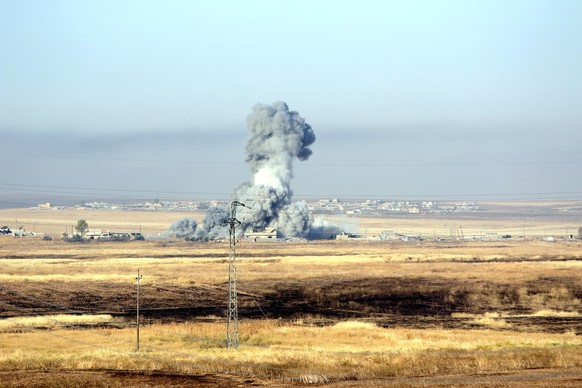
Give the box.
[136,270,143,352]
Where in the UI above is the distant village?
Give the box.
[0,199,477,242]
[3,199,579,243]
[309,199,480,215]
[30,199,481,216]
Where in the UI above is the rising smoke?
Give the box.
[235,101,315,237]
[167,217,197,238]
[168,101,337,240]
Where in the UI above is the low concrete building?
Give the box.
[84,229,110,240]
[247,229,277,242]
[336,232,362,240]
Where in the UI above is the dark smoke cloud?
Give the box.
[192,207,229,240]
[168,101,336,240]
[168,217,198,238]
[245,101,315,190]
[236,101,315,237]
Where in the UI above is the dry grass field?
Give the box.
[0,203,582,386]
[0,208,206,235]
[327,200,582,239]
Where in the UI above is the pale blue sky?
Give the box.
[1,1,581,201]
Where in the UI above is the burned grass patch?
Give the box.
[3,274,582,334]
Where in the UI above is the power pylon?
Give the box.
[226,200,247,349]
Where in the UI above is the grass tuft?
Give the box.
[0,315,114,332]
[532,309,582,317]
[332,321,378,330]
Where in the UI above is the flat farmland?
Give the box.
[0,208,206,235]
[326,200,582,238]
[1,204,582,386]
[1,200,581,239]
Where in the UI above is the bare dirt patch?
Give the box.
[2,273,582,334]
[0,370,275,387]
[2,234,582,385]
[1,368,582,387]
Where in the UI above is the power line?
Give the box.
[1,288,579,378]
[3,280,582,384]
[305,160,582,167]
[1,182,581,201]
[0,182,228,200]
[0,152,243,165]
[4,284,582,360]
[1,151,581,168]
[135,270,143,352]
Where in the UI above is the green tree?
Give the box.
[76,219,89,235]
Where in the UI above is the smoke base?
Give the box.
[168,101,342,240]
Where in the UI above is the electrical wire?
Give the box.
[1,181,581,202]
[2,300,582,385]
[3,283,582,362]
[1,151,581,167]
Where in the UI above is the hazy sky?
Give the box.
[1,0,581,204]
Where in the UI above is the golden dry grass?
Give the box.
[326,214,580,238]
[0,320,581,382]
[1,203,579,238]
[533,310,582,317]
[2,237,582,323]
[0,208,205,235]
[0,314,115,332]
[0,205,581,383]
[1,238,582,286]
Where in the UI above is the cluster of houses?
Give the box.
[31,199,482,216]
[0,226,35,237]
[71,229,144,241]
[43,200,222,212]
[309,199,481,215]
[0,225,144,241]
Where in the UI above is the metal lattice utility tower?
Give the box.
[226,200,248,348]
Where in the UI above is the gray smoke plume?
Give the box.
[192,207,229,240]
[244,101,315,192]
[235,101,315,237]
[169,101,332,240]
[168,217,198,238]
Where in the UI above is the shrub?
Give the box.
[67,234,84,243]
